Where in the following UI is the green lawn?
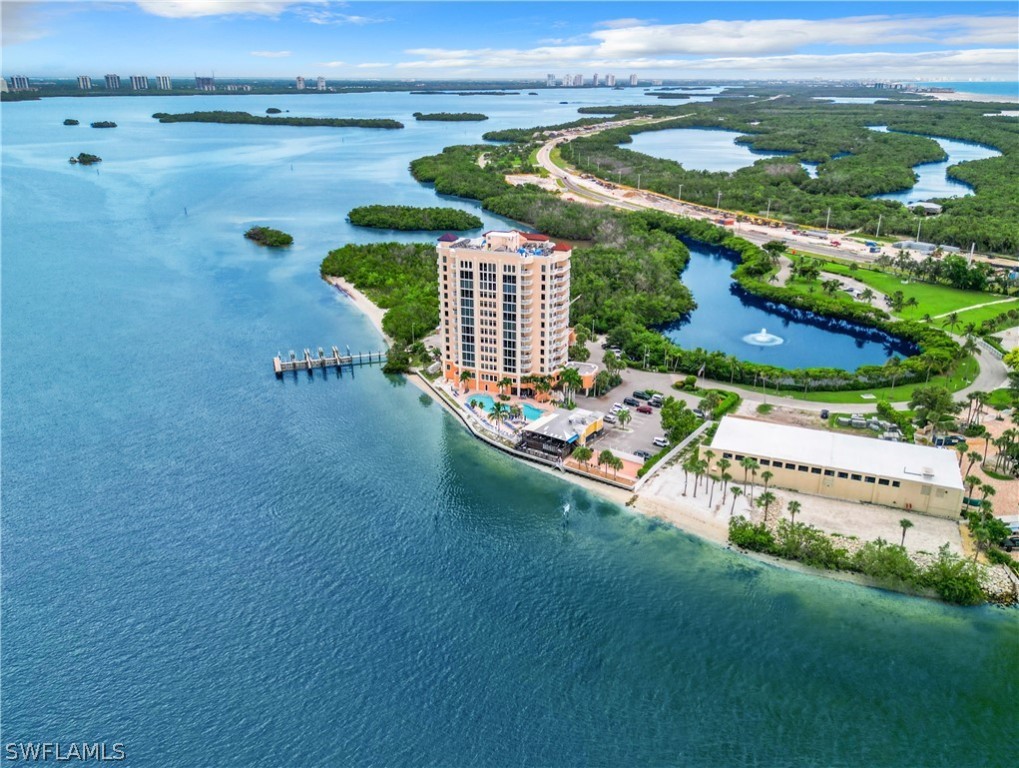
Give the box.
[816,262,995,320]
[734,355,980,404]
[946,300,1019,329]
[985,388,1015,410]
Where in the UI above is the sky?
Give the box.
[2,1,1017,81]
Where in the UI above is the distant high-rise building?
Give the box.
[156,76,172,90]
[295,76,305,90]
[77,75,92,90]
[651,79,663,86]
[0,79,8,93]
[629,73,638,86]
[10,75,30,91]
[316,76,326,91]
[592,73,599,86]
[130,75,149,90]
[194,76,215,91]
[105,74,121,89]
[546,73,556,87]
[572,74,582,87]
[562,74,570,86]
[605,74,616,87]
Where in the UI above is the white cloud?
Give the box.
[318,60,345,67]
[593,18,656,30]
[356,62,390,68]
[589,15,1018,57]
[294,7,386,25]
[134,1,306,18]
[250,50,291,58]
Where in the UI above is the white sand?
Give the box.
[926,91,1018,105]
[324,275,390,343]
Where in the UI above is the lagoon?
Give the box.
[869,126,1001,203]
[3,92,1016,767]
[661,242,917,369]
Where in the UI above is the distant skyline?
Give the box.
[2,1,1017,81]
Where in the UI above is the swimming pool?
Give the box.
[466,394,544,421]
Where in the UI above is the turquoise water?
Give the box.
[468,393,544,421]
[916,81,1019,98]
[3,93,1017,767]
[869,126,1001,203]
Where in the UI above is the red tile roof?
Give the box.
[553,242,571,252]
[436,233,459,242]
[520,232,549,241]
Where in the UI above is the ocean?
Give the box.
[2,91,1016,767]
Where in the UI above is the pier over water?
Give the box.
[273,346,387,377]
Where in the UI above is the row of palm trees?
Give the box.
[571,446,623,479]
[458,368,585,404]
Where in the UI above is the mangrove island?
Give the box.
[347,205,483,231]
[244,226,293,247]
[152,111,404,129]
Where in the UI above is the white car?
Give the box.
[652,436,669,448]
[611,403,623,412]
[603,413,617,424]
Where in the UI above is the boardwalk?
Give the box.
[273,346,386,376]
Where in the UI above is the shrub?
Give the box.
[245,226,293,247]
[729,516,776,552]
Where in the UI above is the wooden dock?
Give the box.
[273,346,387,377]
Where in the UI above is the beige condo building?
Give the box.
[437,230,572,394]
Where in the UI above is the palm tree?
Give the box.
[598,449,616,477]
[490,401,508,430]
[964,474,981,501]
[965,451,983,477]
[859,288,876,305]
[979,483,996,502]
[558,366,583,404]
[459,369,475,391]
[955,442,969,466]
[729,487,743,515]
[899,518,914,547]
[572,445,593,470]
[717,459,731,497]
[611,456,623,479]
[692,459,707,498]
[740,456,758,488]
[821,278,841,295]
[787,500,801,524]
[721,472,733,503]
[885,356,902,389]
[942,311,961,333]
[508,404,522,422]
[761,470,774,493]
[498,376,514,396]
[756,492,776,523]
[617,408,632,430]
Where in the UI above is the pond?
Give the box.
[659,241,918,369]
[625,127,816,176]
[868,126,1001,203]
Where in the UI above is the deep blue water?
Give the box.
[3,93,1017,767]
[661,243,917,369]
[869,126,1001,204]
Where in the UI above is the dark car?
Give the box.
[623,397,640,407]
[1002,535,1019,553]
[820,409,830,420]
[634,450,652,461]
[636,405,653,414]
[633,391,650,400]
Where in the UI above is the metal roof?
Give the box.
[523,408,603,443]
[712,416,964,490]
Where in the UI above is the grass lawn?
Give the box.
[946,299,1019,329]
[732,355,980,404]
[817,262,994,319]
[985,388,1015,410]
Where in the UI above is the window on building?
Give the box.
[892,481,901,488]
[722,453,733,459]
[811,467,821,475]
[878,479,890,486]
[760,459,770,466]
[837,472,849,479]
[851,474,862,481]
[823,469,835,476]
[798,465,809,473]
[784,462,796,470]
[864,476,876,484]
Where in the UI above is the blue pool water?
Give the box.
[468,393,544,421]
[3,92,1016,768]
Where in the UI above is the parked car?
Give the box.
[637,405,653,414]
[820,409,830,419]
[634,450,652,461]
[649,394,664,406]
[611,403,623,412]
[603,413,617,424]
[1001,536,1019,553]
[652,436,669,448]
[633,390,650,400]
[693,408,705,419]
[623,397,640,407]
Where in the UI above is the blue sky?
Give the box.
[3,1,1017,80]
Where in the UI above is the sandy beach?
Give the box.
[925,90,1018,104]
[324,275,391,343]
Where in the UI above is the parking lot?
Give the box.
[574,390,667,462]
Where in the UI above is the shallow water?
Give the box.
[3,92,1016,767]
